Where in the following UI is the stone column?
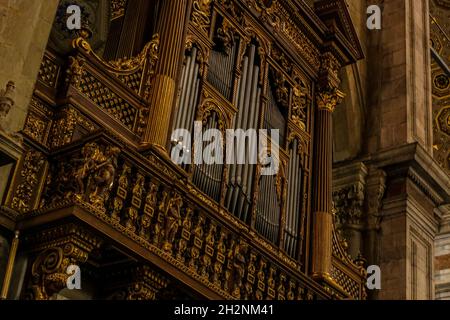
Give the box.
[311,53,344,280]
[143,0,192,150]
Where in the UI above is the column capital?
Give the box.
[316,88,345,113]
[316,52,344,113]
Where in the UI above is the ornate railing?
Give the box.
[34,132,332,300]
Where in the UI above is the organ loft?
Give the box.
[0,0,449,301]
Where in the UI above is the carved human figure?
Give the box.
[125,174,145,231]
[153,191,168,245]
[287,280,296,300]
[274,71,289,107]
[188,216,205,271]
[89,146,121,208]
[111,165,131,220]
[74,143,101,197]
[0,81,15,130]
[255,259,267,300]
[163,194,183,252]
[212,231,227,286]
[232,240,248,298]
[176,207,193,263]
[200,224,216,277]
[139,182,159,239]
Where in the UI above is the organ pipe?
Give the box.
[283,140,303,258]
[207,40,238,100]
[226,44,261,223]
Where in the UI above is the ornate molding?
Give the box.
[10,150,46,213]
[191,0,213,35]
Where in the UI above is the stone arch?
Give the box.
[333,65,366,163]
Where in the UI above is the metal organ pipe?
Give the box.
[184,60,199,131]
[284,143,295,252]
[283,140,303,257]
[237,65,260,220]
[292,144,299,253]
[179,48,197,130]
[228,45,261,221]
[294,149,302,256]
[174,59,188,130]
[226,55,248,209]
[184,63,200,131]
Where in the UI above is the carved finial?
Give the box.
[0,81,15,123]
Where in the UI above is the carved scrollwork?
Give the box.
[196,98,229,133]
[287,131,308,156]
[24,223,102,300]
[291,84,309,129]
[191,0,213,34]
[72,33,159,100]
[30,245,84,300]
[111,0,127,20]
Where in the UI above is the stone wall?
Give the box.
[332,0,450,300]
[0,0,59,133]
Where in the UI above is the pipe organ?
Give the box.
[3,0,367,301]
